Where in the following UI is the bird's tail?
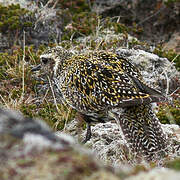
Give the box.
[113,104,168,160]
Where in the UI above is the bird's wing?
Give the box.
[60,52,165,111]
[86,67,164,107]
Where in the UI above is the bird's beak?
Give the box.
[31,64,41,72]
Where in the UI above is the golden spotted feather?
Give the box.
[54,51,165,114]
[33,47,167,160]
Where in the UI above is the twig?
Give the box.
[160,54,179,77]
[45,0,55,8]
[52,0,59,9]
[70,32,76,42]
[159,54,179,96]
[28,48,36,64]
[63,107,72,131]
[169,87,180,97]
[95,16,101,38]
[41,87,50,103]
[47,75,60,113]
[0,94,9,108]
[164,71,169,96]
[21,30,26,102]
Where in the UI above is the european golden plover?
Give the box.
[32,46,167,159]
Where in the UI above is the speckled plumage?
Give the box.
[112,104,167,159]
[34,46,167,159]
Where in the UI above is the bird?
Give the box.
[32,46,168,160]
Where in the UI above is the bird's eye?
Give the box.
[41,57,49,64]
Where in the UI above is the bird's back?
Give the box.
[55,51,165,114]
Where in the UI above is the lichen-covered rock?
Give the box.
[126,168,180,180]
[116,48,180,94]
[0,108,122,180]
[0,101,179,179]
[71,121,180,166]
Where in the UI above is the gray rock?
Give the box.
[0,108,74,152]
[116,48,180,95]
[126,168,180,180]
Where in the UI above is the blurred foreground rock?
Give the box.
[126,168,180,180]
[1,108,180,180]
[0,108,121,180]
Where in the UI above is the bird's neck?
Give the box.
[53,52,74,77]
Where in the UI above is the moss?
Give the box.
[165,159,180,171]
[57,0,92,14]
[20,104,38,118]
[164,0,179,6]
[54,1,131,41]
[157,101,180,125]
[37,103,63,128]
[130,164,147,175]
[62,13,131,41]
[153,46,180,71]
[0,53,9,79]
[0,3,34,47]
[60,11,100,40]
[19,101,75,130]
[0,4,32,32]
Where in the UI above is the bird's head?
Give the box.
[31,46,73,77]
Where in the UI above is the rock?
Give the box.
[163,32,180,53]
[0,108,122,180]
[76,121,180,166]
[0,108,74,153]
[126,168,180,180]
[0,96,179,179]
[116,48,180,94]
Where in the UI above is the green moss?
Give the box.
[131,165,147,175]
[55,1,131,41]
[0,4,32,32]
[61,11,100,40]
[37,103,59,127]
[111,22,129,34]
[57,0,91,13]
[20,104,38,118]
[0,3,34,46]
[164,0,179,6]
[158,101,180,125]
[153,46,180,71]
[165,159,180,171]
[0,53,9,79]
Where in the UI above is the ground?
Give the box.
[0,0,180,179]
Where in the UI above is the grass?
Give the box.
[0,44,75,129]
[0,22,179,131]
